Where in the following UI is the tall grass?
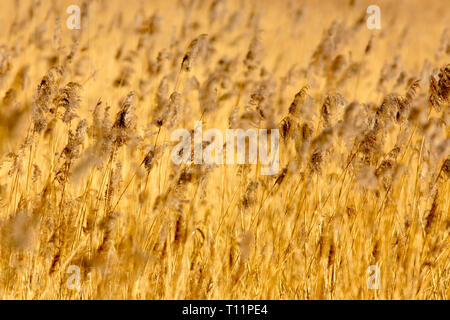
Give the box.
[0,0,448,299]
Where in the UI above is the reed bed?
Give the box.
[0,0,448,299]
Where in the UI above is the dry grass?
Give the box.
[0,0,449,299]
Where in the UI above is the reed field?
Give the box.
[0,0,448,299]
